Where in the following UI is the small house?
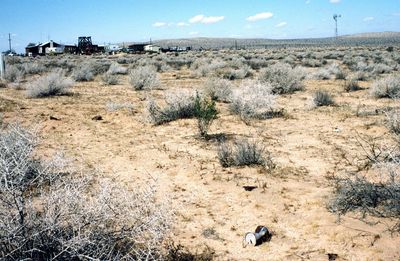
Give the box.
[144,44,161,53]
[26,40,62,56]
[64,44,78,54]
[39,41,62,55]
[105,44,121,54]
[25,44,40,56]
[128,43,147,53]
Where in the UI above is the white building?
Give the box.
[144,44,161,53]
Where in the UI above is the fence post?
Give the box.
[0,54,5,80]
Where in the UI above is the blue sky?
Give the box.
[1,0,399,53]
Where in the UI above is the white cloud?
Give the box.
[363,16,374,22]
[189,14,224,24]
[305,0,311,4]
[152,22,167,27]
[202,16,224,24]
[246,12,273,22]
[189,15,204,23]
[275,22,287,28]
[177,22,189,26]
[189,31,199,35]
[329,0,341,3]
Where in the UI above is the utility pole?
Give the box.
[8,33,12,52]
[0,53,5,80]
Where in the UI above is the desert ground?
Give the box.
[1,45,399,260]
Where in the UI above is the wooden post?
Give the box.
[0,53,5,80]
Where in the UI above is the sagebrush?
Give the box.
[26,70,73,98]
[218,139,274,169]
[0,123,172,260]
[129,66,160,90]
[230,80,282,120]
[258,63,304,94]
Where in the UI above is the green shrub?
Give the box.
[194,93,218,137]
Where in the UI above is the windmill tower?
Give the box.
[333,14,341,38]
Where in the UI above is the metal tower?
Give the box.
[78,36,93,54]
[333,14,341,38]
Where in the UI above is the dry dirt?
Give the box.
[1,64,399,260]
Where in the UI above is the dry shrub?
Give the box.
[328,168,400,219]
[102,72,119,85]
[26,70,73,98]
[89,60,112,75]
[191,58,225,77]
[166,243,215,261]
[0,80,6,88]
[312,63,346,80]
[218,139,274,169]
[329,131,400,226]
[230,80,282,120]
[0,123,172,260]
[108,62,128,75]
[344,79,362,92]
[352,71,370,81]
[106,101,134,113]
[4,65,24,83]
[312,68,331,80]
[370,63,393,75]
[22,62,47,75]
[370,76,400,99]
[72,63,94,81]
[301,58,324,67]
[387,109,400,135]
[129,66,160,90]
[258,63,304,94]
[203,78,233,103]
[312,90,335,107]
[146,90,197,125]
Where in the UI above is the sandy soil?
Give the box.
[1,64,399,260]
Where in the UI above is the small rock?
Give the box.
[243,186,257,191]
[49,116,60,121]
[92,115,103,121]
